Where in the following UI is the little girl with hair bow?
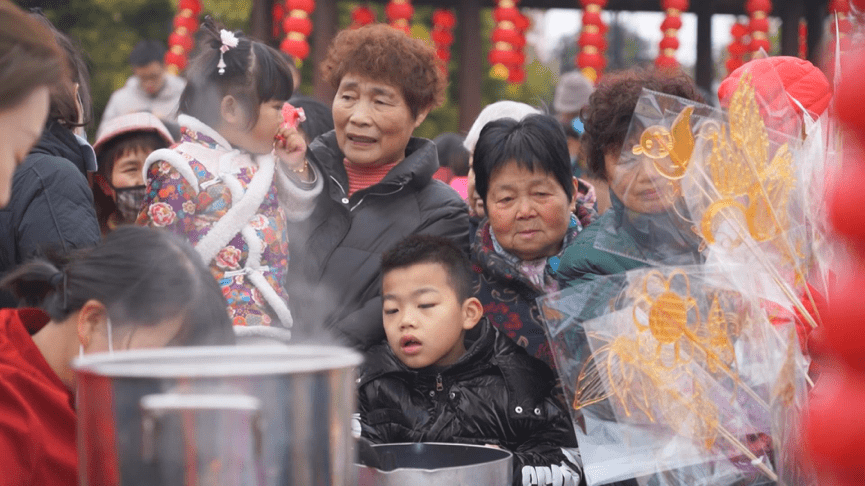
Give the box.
[137,18,319,332]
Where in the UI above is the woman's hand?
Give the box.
[274,126,312,182]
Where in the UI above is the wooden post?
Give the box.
[780,0,805,56]
[458,0,483,134]
[694,0,714,95]
[312,0,338,104]
[805,0,827,65]
[249,0,273,44]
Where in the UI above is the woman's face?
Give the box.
[486,160,576,261]
[332,73,427,167]
[0,86,50,207]
[605,150,676,214]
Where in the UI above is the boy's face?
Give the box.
[382,262,481,369]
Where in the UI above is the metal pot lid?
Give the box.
[73,344,363,378]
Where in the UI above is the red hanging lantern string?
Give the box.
[386,0,413,35]
[577,0,608,84]
[656,0,688,69]
[280,0,315,68]
[508,11,530,84]
[165,0,201,73]
[488,0,526,84]
[798,19,807,59]
[726,21,750,75]
[746,0,772,56]
[351,4,376,29]
[431,9,456,73]
[272,3,286,40]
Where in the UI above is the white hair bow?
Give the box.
[217,29,239,75]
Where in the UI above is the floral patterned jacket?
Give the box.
[136,115,322,328]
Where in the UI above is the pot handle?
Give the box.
[140,393,264,464]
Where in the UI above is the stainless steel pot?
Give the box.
[74,345,362,486]
[356,442,513,486]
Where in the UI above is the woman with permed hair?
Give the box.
[556,67,705,288]
[285,24,469,349]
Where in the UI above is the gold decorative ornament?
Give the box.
[632,105,696,180]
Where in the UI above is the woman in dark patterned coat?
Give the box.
[470,114,596,374]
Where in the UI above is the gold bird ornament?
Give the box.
[631,105,696,180]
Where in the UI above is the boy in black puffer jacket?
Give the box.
[358,235,583,486]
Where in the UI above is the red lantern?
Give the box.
[507,67,526,84]
[280,0,315,68]
[432,8,456,72]
[656,0,688,69]
[490,0,527,84]
[283,16,312,37]
[164,51,187,71]
[351,5,376,27]
[803,48,865,486]
[577,1,608,83]
[386,0,413,34]
[178,0,201,15]
[280,37,310,60]
[166,0,201,73]
[173,14,198,33]
[726,20,749,75]
[746,0,772,55]
[168,32,193,53]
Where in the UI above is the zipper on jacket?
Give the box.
[350,185,405,212]
[435,373,443,392]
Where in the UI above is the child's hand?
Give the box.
[273,125,307,173]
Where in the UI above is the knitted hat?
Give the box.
[553,70,595,115]
[718,56,832,121]
[93,112,174,155]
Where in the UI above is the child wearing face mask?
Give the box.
[357,235,583,486]
[136,18,321,331]
[92,112,174,234]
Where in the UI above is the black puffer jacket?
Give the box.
[358,318,582,486]
[286,132,469,348]
[0,122,100,307]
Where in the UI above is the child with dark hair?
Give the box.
[136,18,321,331]
[99,38,186,130]
[358,234,582,486]
[0,225,234,485]
[92,112,174,234]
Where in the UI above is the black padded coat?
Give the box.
[285,132,469,348]
[358,318,582,486]
[0,122,100,307]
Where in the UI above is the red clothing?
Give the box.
[344,158,401,197]
[0,309,77,486]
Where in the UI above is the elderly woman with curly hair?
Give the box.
[557,68,705,288]
[286,25,469,349]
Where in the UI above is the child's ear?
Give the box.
[77,299,108,349]
[461,297,484,330]
[220,95,242,126]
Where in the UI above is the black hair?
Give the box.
[472,114,575,205]
[288,94,334,143]
[433,132,470,177]
[381,235,474,302]
[29,11,92,129]
[0,226,235,346]
[129,39,166,67]
[96,131,169,185]
[179,18,294,129]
